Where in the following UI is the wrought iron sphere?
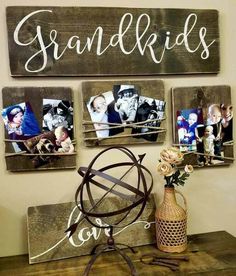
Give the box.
[75,146,153,229]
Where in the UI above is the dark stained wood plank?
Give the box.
[27,195,156,264]
[6,7,219,76]
[2,87,76,171]
[171,85,234,168]
[0,231,236,275]
[82,80,166,146]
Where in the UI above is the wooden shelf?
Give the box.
[0,231,236,275]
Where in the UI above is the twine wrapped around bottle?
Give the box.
[155,187,187,253]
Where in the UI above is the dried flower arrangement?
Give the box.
[157,147,194,187]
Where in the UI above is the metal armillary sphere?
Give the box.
[66,146,153,276]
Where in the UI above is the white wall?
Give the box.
[0,0,235,257]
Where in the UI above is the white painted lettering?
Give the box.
[13,10,216,73]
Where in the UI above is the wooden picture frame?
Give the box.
[2,87,76,171]
[172,85,234,168]
[82,80,166,147]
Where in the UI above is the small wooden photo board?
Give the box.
[1,87,76,171]
[172,85,234,168]
[27,195,156,264]
[82,80,166,147]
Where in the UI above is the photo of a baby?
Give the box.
[43,99,73,137]
[195,103,233,166]
[87,91,124,138]
[1,102,41,152]
[176,108,203,151]
[113,85,139,124]
[24,125,75,168]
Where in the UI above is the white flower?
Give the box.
[157,162,175,176]
[184,165,194,173]
[160,147,184,165]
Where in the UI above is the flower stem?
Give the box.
[164,176,174,188]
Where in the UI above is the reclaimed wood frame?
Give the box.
[2,87,76,171]
[82,80,166,147]
[171,85,234,168]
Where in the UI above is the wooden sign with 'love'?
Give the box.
[27,195,156,264]
[6,7,219,76]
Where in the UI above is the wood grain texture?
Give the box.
[1,231,236,275]
[27,195,156,264]
[2,87,76,171]
[6,7,220,76]
[171,85,234,168]
[82,80,166,146]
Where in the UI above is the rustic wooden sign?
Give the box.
[27,195,156,264]
[82,80,166,146]
[6,7,219,76]
[172,85,234,168]
[2,87,76,171]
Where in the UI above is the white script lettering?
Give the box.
[30,204,154,260]
[13,10,216,73]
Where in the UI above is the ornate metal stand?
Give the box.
[83,226,138,276]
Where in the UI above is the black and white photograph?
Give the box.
[82,80,166,146]
[87,91,124,138]
[42,99,74,138]
[113,85,140,124]
[132,96,166,141]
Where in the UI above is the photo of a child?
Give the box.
[1,102,41,152]
[87,91,123,138]
[195,103,233,166]
[172,86,234,168]
[23,126,75,168]
[113,85,139,124]
[176,108,203,151]
[207,104,222,125]
[199,125,216,165]
[132,96,165,141]
[43,99,73,137]
[54,126,74,153]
